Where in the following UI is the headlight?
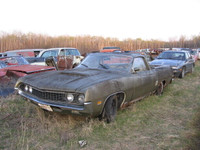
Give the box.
[78,94,85,104]
[67,93,74,102]
[172,66,178,69]
[25,85,29,91]
[29,87,33,93]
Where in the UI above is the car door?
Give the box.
[57,49,73,70]
[131,57,157,100]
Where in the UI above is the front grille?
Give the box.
[32,88,65,102]
[18,83,82,105]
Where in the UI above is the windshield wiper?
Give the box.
[99,64,109,69]
[81,64,88,68]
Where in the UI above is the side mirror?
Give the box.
[131,67,140,73]
[134,67,140,72]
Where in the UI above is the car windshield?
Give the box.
[0,61,7,69]
[78,54,133,71]
[157,52,186,60]
[0,56,29,67]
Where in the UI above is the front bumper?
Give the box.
[172,68,182,77]
[18,89,94,116]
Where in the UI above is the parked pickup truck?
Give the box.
[15,53,173,123]
[28,47,84,70]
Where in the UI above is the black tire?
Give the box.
[179,67,185,78]
[104,96,118,123]
[156,82,164,96]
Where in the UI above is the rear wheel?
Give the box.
[156,82,164,95]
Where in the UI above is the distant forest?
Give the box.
[0,32,200,54]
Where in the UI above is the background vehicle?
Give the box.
[100,46,122,53]
[150,51,195,78]
[182,49,198,62]
[30,48,83,69]
[3,49,44,57]
[15,53,172,123]
[197,48,200,59]
[0,56,55,97]
[124,50,153,62]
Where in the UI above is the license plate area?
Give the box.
[38,103,53,112]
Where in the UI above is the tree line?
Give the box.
[0,32,200,54]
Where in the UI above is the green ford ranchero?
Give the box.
[15,52,173,123]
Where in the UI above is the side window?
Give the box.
[41,51,50,58]
[51,50,58,57]
[132,57,148,72]
[185,52,189,59]
[59,49,65,56]
[65,49,70,55]
[74,49,81,56]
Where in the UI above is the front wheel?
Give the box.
[179,67,185,78]
[103,96,118,123]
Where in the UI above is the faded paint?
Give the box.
[16,53,173,117]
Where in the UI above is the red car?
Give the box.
[0,56,55,96]
[100,47,122,53]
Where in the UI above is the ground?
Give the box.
[0,62,200,150]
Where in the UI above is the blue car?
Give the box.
[150,51,195,78]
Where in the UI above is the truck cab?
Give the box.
[42,47,84,70]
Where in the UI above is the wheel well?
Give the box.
[162,80,166,87]
[104,92,125,110]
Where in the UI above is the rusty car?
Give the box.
[15,53,173,123]
[100,46,122,53]
[0,56,55,96]
[30,48,84,69]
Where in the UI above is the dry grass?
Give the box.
[0,61,200,150]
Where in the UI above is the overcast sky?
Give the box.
[0,0,199,41]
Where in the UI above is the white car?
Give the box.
[33,47,84,69]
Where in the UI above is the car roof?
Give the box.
[163,50,188,53]
[4,49,44,53]
[48,47,78,50]
[39,47,78,53]
[88,52,143,58]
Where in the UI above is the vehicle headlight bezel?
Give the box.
[25,85,29,91]
[66,93,74,103]
[78,94,85,104]
[172,66,178,69]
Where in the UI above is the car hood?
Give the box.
[6,64,55,74]
[150,59,184,67]
[20,68,126,92]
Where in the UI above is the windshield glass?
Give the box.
[157,52,186,60]
[77,54,133,71]
[0,61,7,69]
[0,56,29,67]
